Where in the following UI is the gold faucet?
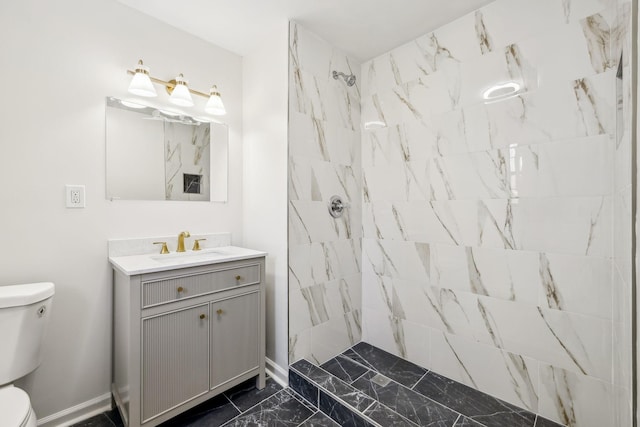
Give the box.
[177,231,191,252]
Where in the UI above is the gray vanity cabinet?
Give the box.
[141,304,210,422]
[209,292,260,388]
[112,256,266,427]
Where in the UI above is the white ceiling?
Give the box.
[117,0,495,62]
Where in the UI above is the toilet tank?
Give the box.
[0,282,55,385]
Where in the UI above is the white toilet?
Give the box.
[0,282,55,427]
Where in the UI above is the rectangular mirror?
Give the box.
[105,97,228,202]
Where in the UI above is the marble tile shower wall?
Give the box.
[359,0,631,426]
[288,22,363,365]
[612,0,634,426]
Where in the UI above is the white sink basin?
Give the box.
[150,248,232,263]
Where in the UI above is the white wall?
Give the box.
[0,0,244,420]
[241,23,290,378]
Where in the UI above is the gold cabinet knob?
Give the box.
[177,286,184,293]
[216,309,225,315]
[235,275,242,281]
[199,314,206,320]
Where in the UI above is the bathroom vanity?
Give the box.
[109,242,266,427]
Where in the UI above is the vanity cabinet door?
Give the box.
[141,304,209,423]
[210,292,260,389]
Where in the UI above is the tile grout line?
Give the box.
[410,369,430,391]
[289,364,382,426]
[296,360,421,427]
[287,387,345,427]
[285,386,318,411]
[346,346,377,371]
[352,363,465,422]
[295,410,318,426]
[222,392,242,415]
[348,368,371,384]
[223,388,289,425]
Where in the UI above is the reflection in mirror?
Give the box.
[105,97,228,202]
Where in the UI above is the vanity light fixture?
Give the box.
[126,59,226,115]
[168,74,194,107]
[127,60,157,97]
[205,85,226,115]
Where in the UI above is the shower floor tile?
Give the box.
[320,353,369,383]
[343,342,428,388]
[291,342,566,427]
[412,370,536,427]
[351,370,459,426]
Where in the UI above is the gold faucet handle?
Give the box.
[193,238,207,251]
[153,242,169,254]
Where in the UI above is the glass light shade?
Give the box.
[205,86,226,115]
[128,66,157,97]
[169,76,194,107]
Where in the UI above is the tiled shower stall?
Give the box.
[288,0,635,425]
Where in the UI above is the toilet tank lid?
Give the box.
[0,282,55,308]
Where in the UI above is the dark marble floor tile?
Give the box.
[345,342,427,388]
[413,371,536,427]
[290,360,373,412]
[298,410,341,426]
[159,394,240,427]
[454,416,486,426]
[287,388,320,413]
[290,369,319,406]
[292,359,326,379]
[534,416,564,427]
[223,377,282,412]
[70,413,119,427]
[319,391,373,427]
[363,402,419,426]
[341,348,376,370]
[222,390,314,426]
[352,371,459,426]
[104,408,124,427]
[320,354,369,383]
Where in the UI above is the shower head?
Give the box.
[333,70,356,87]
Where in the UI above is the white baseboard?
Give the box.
[37,392,112,427]
[266,357,288,388]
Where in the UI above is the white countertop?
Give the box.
[109,246,267,276]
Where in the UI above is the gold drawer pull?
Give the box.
[199,314,206,320]
[235,275,242,281]
[216,309,225,315]
[177,286,184,293]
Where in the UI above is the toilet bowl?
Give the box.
[0,386,37,427]
[0,282,55,427]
